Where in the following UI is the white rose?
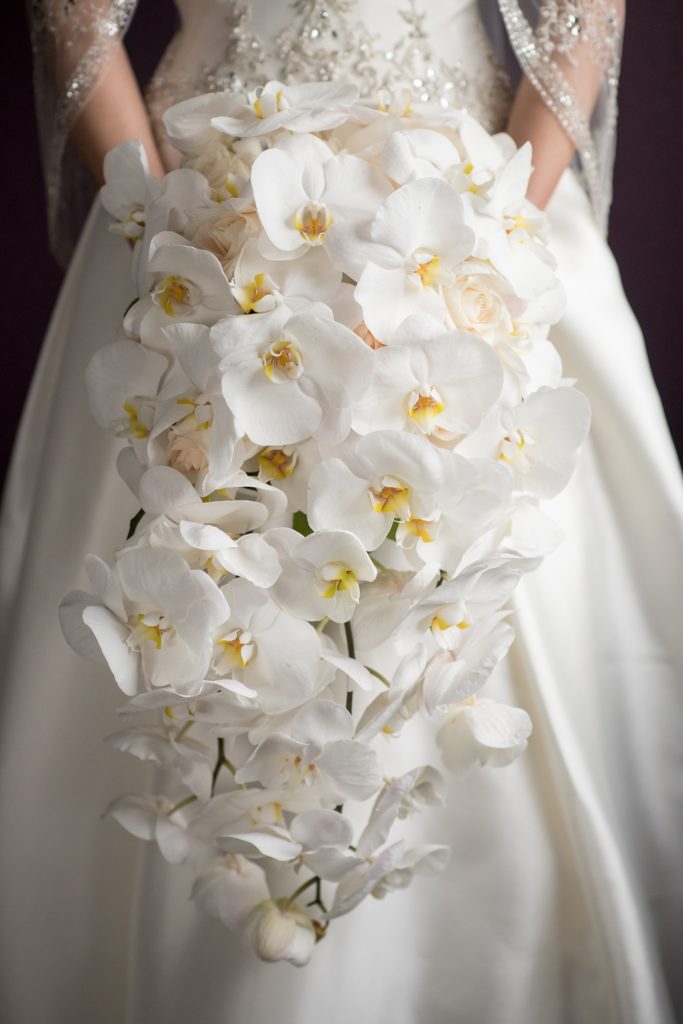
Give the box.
[445,268,524,347]
[185,206,260,276]
[182,139,252,197]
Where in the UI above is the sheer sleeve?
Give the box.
[481,0,625,232]
[26,0,139,264]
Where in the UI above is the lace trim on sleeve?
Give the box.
[27,0,138,263]
[497,0,623,232]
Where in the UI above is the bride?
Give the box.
[2,1,682,1021]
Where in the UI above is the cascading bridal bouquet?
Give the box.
[60,78,590,966]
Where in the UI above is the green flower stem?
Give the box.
[364,665,391,688]
[344,621,355,715]
[169,794,197,815]
[176,719,195,740]
[211,737,226,793]
[287,874,319,907]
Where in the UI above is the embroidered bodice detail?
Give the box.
[147,0,513,136]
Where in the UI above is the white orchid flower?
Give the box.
[85,337,168,440]
[354,178,474,340]
[230,237,341,313]
[106,794,195,865]
[106,723,214,801]
[308,430,444,551]
[213,578,327,714]
[444,118,513,200]
[132,510,281,590]
[436,697,533,775]
[191,855,271,930]
[392,557,527,711]
[213,306,373,446]
[352,315,502,444]
[369,844,451,898]
[351,562,438,652]
[101,139,160,243]
[251,133,391,275]
[210,80,359,137]
[164,91,251,153]
[139,320,249,494]
[420,613,516,714]
[381,127,462,186]
[188,789,293,848]
[245,899,317,966]
[396,556,524,656]
[127,231,237,338]
[234,700,382,806]
[133,168,216,295]
[268,527,377,623]
[497,386,591,497]
[355,766,445,857]
[60,549,230,697]
[137,465,279,534]
[255,437,321,514]
[410,457,512,575]
[181,521,282,587]
[324,834,448,920]
[461,142,558,301]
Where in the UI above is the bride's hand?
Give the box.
[69,42,166,182]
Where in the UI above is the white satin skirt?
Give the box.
[1,171,681,1024]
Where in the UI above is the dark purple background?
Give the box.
[2,1,682,490]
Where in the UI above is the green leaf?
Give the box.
[293,510,313,537]
[126,508,144,540]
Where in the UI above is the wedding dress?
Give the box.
[3,1,682,1022]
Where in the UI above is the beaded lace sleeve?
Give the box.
[488,0,625,232]
[27,0,138,264]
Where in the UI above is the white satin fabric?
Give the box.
[2,2,682,1021]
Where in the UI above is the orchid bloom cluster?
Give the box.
[60,79,590,966]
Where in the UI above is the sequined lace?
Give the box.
[146,0,513,136]
[497,0,622,232]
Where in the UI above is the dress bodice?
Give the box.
[147,0,512,137]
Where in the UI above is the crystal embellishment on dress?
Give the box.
[153,0,512,133]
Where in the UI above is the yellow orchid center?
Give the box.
[154,274,191,316]
[252,88,286,119]
[217,628,256,668]
[319,563,361,603]
[295,201,333,245]
[129,612,174,651]
[122,400,149,439]
[249,800,284,827]
[505,213,529,236]
[377,87,413,116]
[410,251,454,290]
[223,174,240,198]
[415,256,441,288]
[397,516,437,544]
[175,396,212,431]
[498,428,528,464]
[430,610,471,637]
[258,446,298,480]
[407,386,445,433]
[263,340,304,382]
[236,272,277,313]
[369,476,411,518]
